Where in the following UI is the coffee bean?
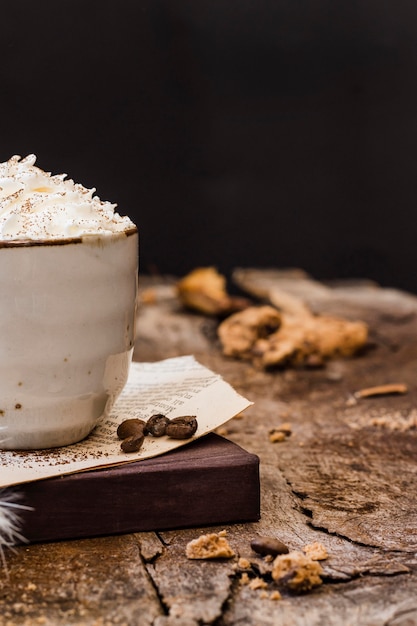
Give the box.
[250,536,289,557]
[121,433,145,453]
[144,413,170,437]
[165,416,198,439]
[117,418,146,440]
[117,414,198,452]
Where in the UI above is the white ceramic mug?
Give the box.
[0,228,138,449]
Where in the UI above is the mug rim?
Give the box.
[0,226,138,248]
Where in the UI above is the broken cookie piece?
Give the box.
[185,530,235,560]
[218,304,368,369]
[271,550,324,592]
[217,305,282,359]
[176,267,250,316]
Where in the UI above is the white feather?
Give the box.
[0,489,31,573]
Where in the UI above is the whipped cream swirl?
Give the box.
[0,154,136,240]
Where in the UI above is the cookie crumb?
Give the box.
[249,577,268,590]
[272,550,323,592]
[186,531,235,560]
[276,422,292,435]
[269,430,287,443]
[270,590,282,601]
[303,541,328,561]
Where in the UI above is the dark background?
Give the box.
[2,1,417,292]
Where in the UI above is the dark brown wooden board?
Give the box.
[18,434,260,543]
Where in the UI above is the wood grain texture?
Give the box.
[1,271,417,625]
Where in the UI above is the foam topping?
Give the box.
[0,154,136,240]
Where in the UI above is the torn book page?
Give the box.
[0,356,252,488]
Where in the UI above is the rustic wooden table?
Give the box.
[1,270,416,626]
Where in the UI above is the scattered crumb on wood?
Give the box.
[271,551,324,592]
[240,572,251,585]
[270,590,282,601]
[276,422,292,435]
[303,542,329,561]
[269,430,287,443]
[269,422,292,443]
[370,414,417,431]
[354,383,408,399]
[248,577,268,590]
[237,557,251,570]
[185,530,235,560]
[346,395,358,407]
